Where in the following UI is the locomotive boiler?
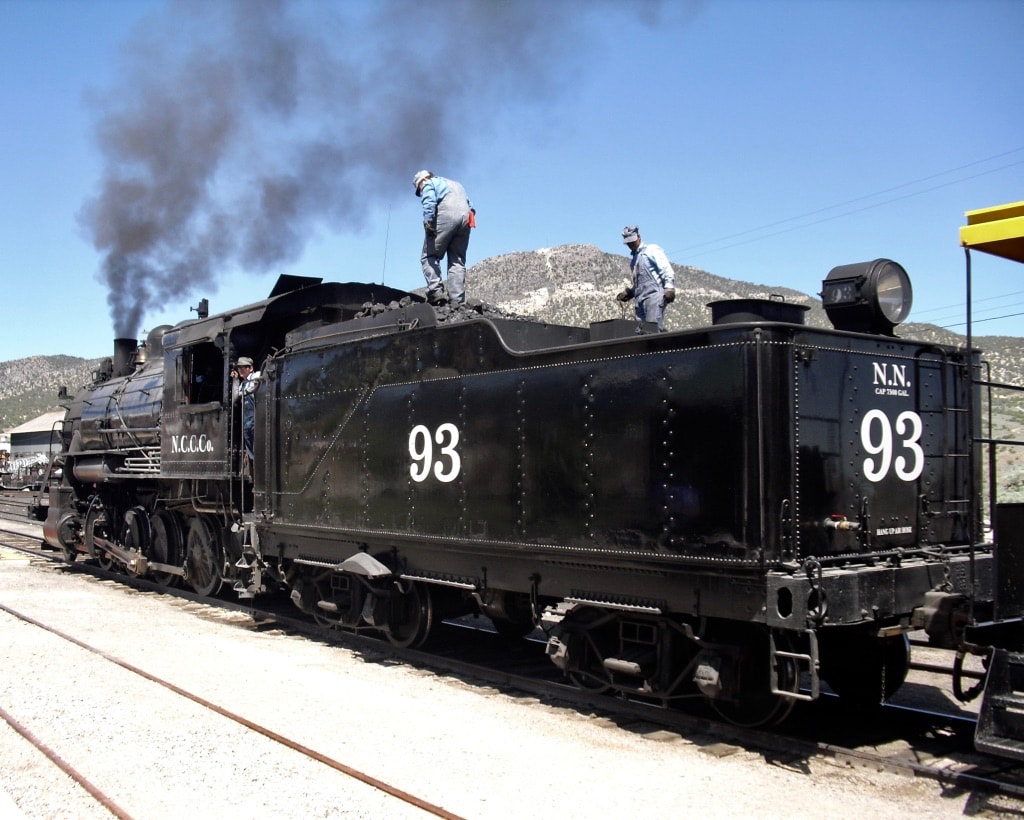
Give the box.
[44,250,1024,745]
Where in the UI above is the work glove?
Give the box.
[616,288,633,302]
[424,221,436,235]
[663,288,676,304]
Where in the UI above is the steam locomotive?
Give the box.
[43,260,1024,746]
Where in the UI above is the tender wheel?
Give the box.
[568,668,613,693]
[492,617,537,639]
[149,510,183,588]
[385,582,433,649]
[709,628,800,729]
[489,592,538,639]
[307,572,362,629]
[312,607,341,628]
[820,630,910,705]
[185,516,223,597]
[311,579,342,628]
[311,575,348,629]
[559,607,616,693]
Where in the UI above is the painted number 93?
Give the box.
[860,409,924,483]
[409,423,461,483]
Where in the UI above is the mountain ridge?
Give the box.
[3,243,1022,439]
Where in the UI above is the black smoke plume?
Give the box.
[79,0,677,338]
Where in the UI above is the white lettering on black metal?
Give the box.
[170,434,215,454]
[872,361,911,397]
[409,423,461,483]
[860,409,924,483]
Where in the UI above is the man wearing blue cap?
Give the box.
[617,225,676,331]
[414,170,475,306]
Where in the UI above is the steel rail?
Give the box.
[0,704,132,819]
[0,601,464,820]
[3,520,1023,802]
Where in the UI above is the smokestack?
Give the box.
[113,338,139,378]
[79,2,677,342]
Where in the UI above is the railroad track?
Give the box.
[0,528,50,555]
[0,490,40,522]
[2,517,1024,809]
[0,598,462,819]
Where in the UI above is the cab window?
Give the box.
[178,343,224,405]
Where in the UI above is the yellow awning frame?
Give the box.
[960,200,1024,263]
[959,201,1024,547]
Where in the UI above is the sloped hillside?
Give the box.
[469,244,828,332]
[0,356,100,430]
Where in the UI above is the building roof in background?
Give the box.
[6,410,65,436]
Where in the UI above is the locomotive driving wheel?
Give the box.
[55,512,81,564]
[185,516,223,597]
[120,507,149,577]
[149,510,183,588]
[85,505,115,571]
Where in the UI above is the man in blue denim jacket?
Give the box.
[232,357,259,465]
[617,225,676,331]
[414,170,475,306]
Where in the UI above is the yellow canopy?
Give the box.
[960,200,1024,263]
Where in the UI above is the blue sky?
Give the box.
[1,0,1021,361]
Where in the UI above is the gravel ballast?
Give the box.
[0,544,1018,818]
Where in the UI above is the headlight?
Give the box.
[821,259,913,335]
